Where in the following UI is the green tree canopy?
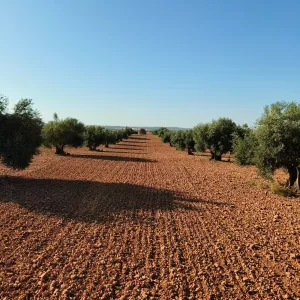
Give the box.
[171,130,186,151]
[42,114,85,155]
[185,130,195,155]
[233,129,258,166]
[255,101,300,187]
[170,130,195,154]
[0,95,8,114]
[117,129,129,142]
[103,129,117,147]
[156,127,169,137]
[161,130,171,144]
[0,97,43,169]
[124,127,137,136]
[84,126,105,151]
[193,118,237,160]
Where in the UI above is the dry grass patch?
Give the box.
[270,183,297,197]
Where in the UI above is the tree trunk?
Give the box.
[287,165,298,188]
[214,154,222,161]
[187,147,194,155]
[297,167,300,189]
[55,145,65,155]
[209,151,221,161]
[89,145,97,151]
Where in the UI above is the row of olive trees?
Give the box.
[154,120,244,158]
[155,102,300,188]
[234,102,300,188]
[0,96,136,169]
[42,113,135,155]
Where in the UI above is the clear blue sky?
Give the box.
[1,0,299,127]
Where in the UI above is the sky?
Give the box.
[1,0,300,128]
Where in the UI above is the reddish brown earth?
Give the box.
[1,134,300,299]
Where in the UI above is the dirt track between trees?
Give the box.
[1,134,300,299]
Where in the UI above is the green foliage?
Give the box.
[115,129,129,142]
[139,128,147,134]
[156,127,171,144]
[185,130,195,151]
[158,128,195,154]
[0,97,43,169]
[235,124,251,139]
[170,130,195,152]
[193,118,237,160]
[0,95,8,114]
[209,118,237,157]
[156,127,169,137]
[84,126,105,150]
[103,129,117,147]
[193,123,210,152]
[270,183,296,197]
[233,129,258,165]
[170,131,186,150]
[162,131,171,144]
[124,127,137,136]
[255,101,300,178]
[42,114,85,154]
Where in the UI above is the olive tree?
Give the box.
[170,130,195,154]
[171,131,186,151]
[185,130,195,155]
[193,118,237,160]
[162,130,172,145]
[42,114,85,155]
[125,127,137,136]
[156,127,169,137]
[233,129,258,165]
[157,128,171,145]
[103,129,117,147]
[193,123,210,153]
[0,96,43,169]
[116,129,129,142]
[255,101,300,188]
[84,126,105,151]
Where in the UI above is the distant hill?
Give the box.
[103,126,190,131]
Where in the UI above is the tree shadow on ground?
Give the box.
[129,137,149,141]
[0,177,234,224]
[112,147,143,150]
[103,150,148,155]
[194,153,211,157]
[118,143,145,147]
[70,154,153,163]
[122,140,146,144]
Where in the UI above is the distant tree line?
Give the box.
[153,101,300,189]
[0,94,137,168]
[42,114,136,155]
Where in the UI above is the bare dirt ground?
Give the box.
[1,134,300,299]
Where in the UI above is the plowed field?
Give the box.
[1,134,300,299]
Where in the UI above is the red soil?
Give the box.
[1,134,300,299]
